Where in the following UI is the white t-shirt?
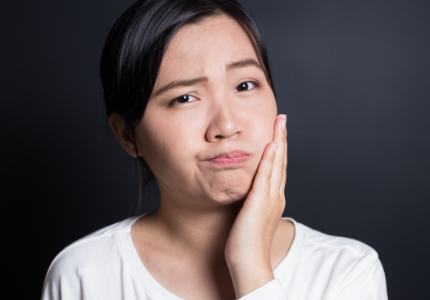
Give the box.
[41,215,388,300]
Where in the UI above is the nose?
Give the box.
[205,104,241,143]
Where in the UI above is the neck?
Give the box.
[150,192,244,265]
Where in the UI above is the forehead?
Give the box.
[157,14,258,78]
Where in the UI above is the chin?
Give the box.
[207,182,251,206]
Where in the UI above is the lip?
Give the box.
[207,150,252,167]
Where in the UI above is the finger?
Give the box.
[280,115,288,195]
[270,114,287,197]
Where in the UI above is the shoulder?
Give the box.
[41,216,138,299]
[299,220,377,255]
[289,219,388,299]
[297,220,381,267]
[45,217,136,275]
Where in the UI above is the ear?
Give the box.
[108,114,139,158]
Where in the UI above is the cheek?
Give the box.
[249,99,277,144]
[245,110,278,171]
[250,117,276,159]
[137,119,198,176]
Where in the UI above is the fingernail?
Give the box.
[280,115,286,128]
[272,142,279,152]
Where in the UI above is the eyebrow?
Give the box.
[152,58,263,98]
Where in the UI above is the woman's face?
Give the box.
[135,14,277,208]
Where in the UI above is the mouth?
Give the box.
[206,150,252,167]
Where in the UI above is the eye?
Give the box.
[236,80,260,92]
[172,94,197,105]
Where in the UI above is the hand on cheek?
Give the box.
[225,114,288,297]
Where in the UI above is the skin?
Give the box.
[109,14,292,299]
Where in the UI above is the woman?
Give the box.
[41,0,388,299]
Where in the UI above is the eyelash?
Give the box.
[171,80,261,105]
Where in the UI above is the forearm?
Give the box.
[227,261,274,298]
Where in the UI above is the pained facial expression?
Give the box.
[135,14,277,208]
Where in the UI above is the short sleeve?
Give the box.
[236,278,287,300]
[40,254,84,300]
[333,252,388,300]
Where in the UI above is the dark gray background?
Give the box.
[2,0,429,299]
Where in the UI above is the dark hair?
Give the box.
[100,0,276,204]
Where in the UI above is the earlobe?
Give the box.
[108,114,140,158]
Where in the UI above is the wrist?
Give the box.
[227,261,274,298]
